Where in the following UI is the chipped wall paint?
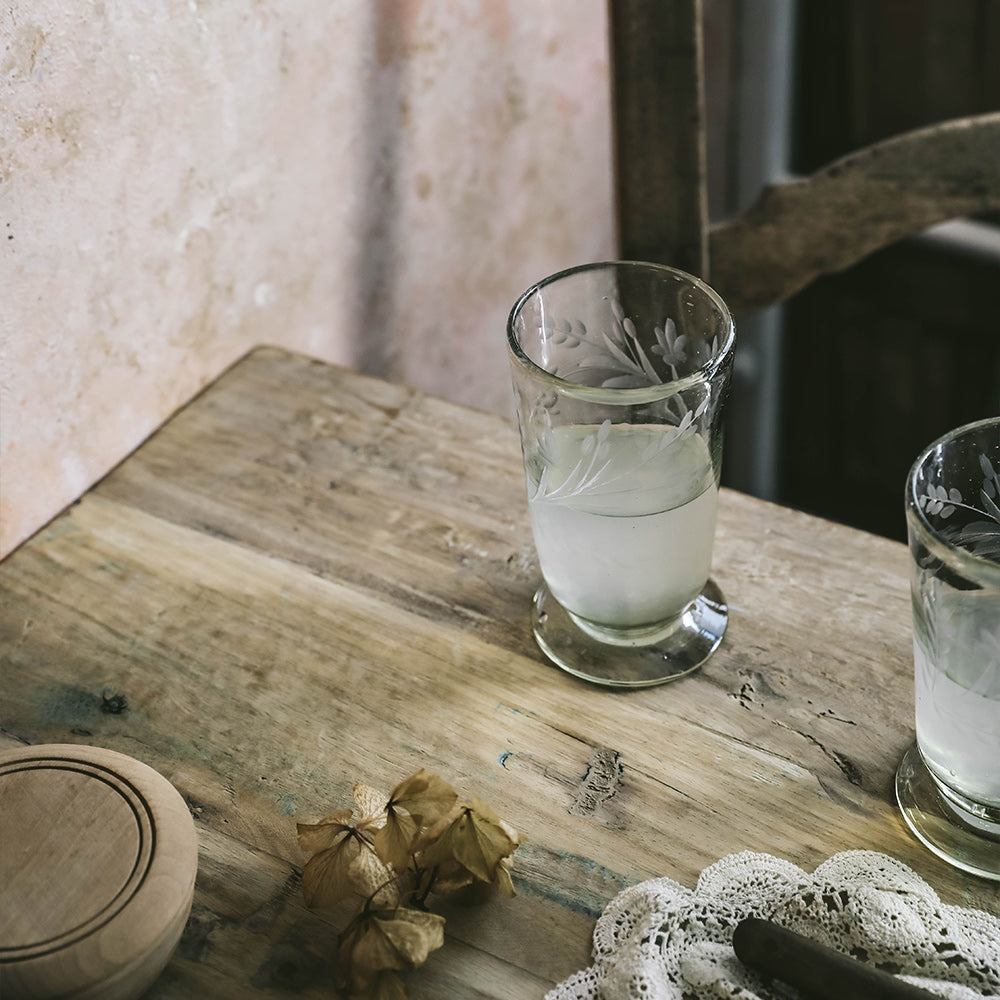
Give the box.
[1,1,614,557]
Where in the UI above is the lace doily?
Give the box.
[547,851,1000,1000]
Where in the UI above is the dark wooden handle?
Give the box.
[732,918,943,1000]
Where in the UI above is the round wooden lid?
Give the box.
[0,744,198,1000]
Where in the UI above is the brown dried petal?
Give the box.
[373,809,419,871]
[492,857,516,898]
[388,770,457,826]
[418,802,517,884]
[296,808,354,857]
[469,797,520,848]
[301,831,391,909]
[423,853,516,902]
[338,907,445,992]
[421,857,476,898]
[302,832,363,908]
[348,841,400,907]
[353,782,390,831]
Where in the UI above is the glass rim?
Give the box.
[506,260,736,404]
[906,415,1000,581]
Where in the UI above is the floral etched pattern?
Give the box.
[529,400,710,504]
[919,451,1000,559]
[512,288,727,510]
[541,298,720,390]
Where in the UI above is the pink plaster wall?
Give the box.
[1,1,614,557]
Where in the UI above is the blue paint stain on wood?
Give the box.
[512,842,633,918]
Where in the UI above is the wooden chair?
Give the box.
[611,0,1000,315]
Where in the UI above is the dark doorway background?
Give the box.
[776,1,1000,541]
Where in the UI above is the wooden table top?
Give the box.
[3,346,998,998]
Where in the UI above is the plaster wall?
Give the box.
[1,0,614,557]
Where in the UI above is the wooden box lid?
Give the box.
[0,744,198,1000]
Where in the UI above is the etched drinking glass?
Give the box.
[897,417,1000,879]
[506,261,735,687]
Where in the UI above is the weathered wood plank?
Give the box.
[91,351,540,658]
[2,348,998,999]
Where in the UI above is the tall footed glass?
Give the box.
[897,417,1000,879]
[507,261,735,687]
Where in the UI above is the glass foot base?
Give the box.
[530,579,727,688]
[895,742,1000,881]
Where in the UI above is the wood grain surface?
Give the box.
[2,347,998,998]
[0,744,197,999]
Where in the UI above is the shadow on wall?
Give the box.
[350,1,408,380]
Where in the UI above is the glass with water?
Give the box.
[897,417,1000,879]
[506,261,734,687]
